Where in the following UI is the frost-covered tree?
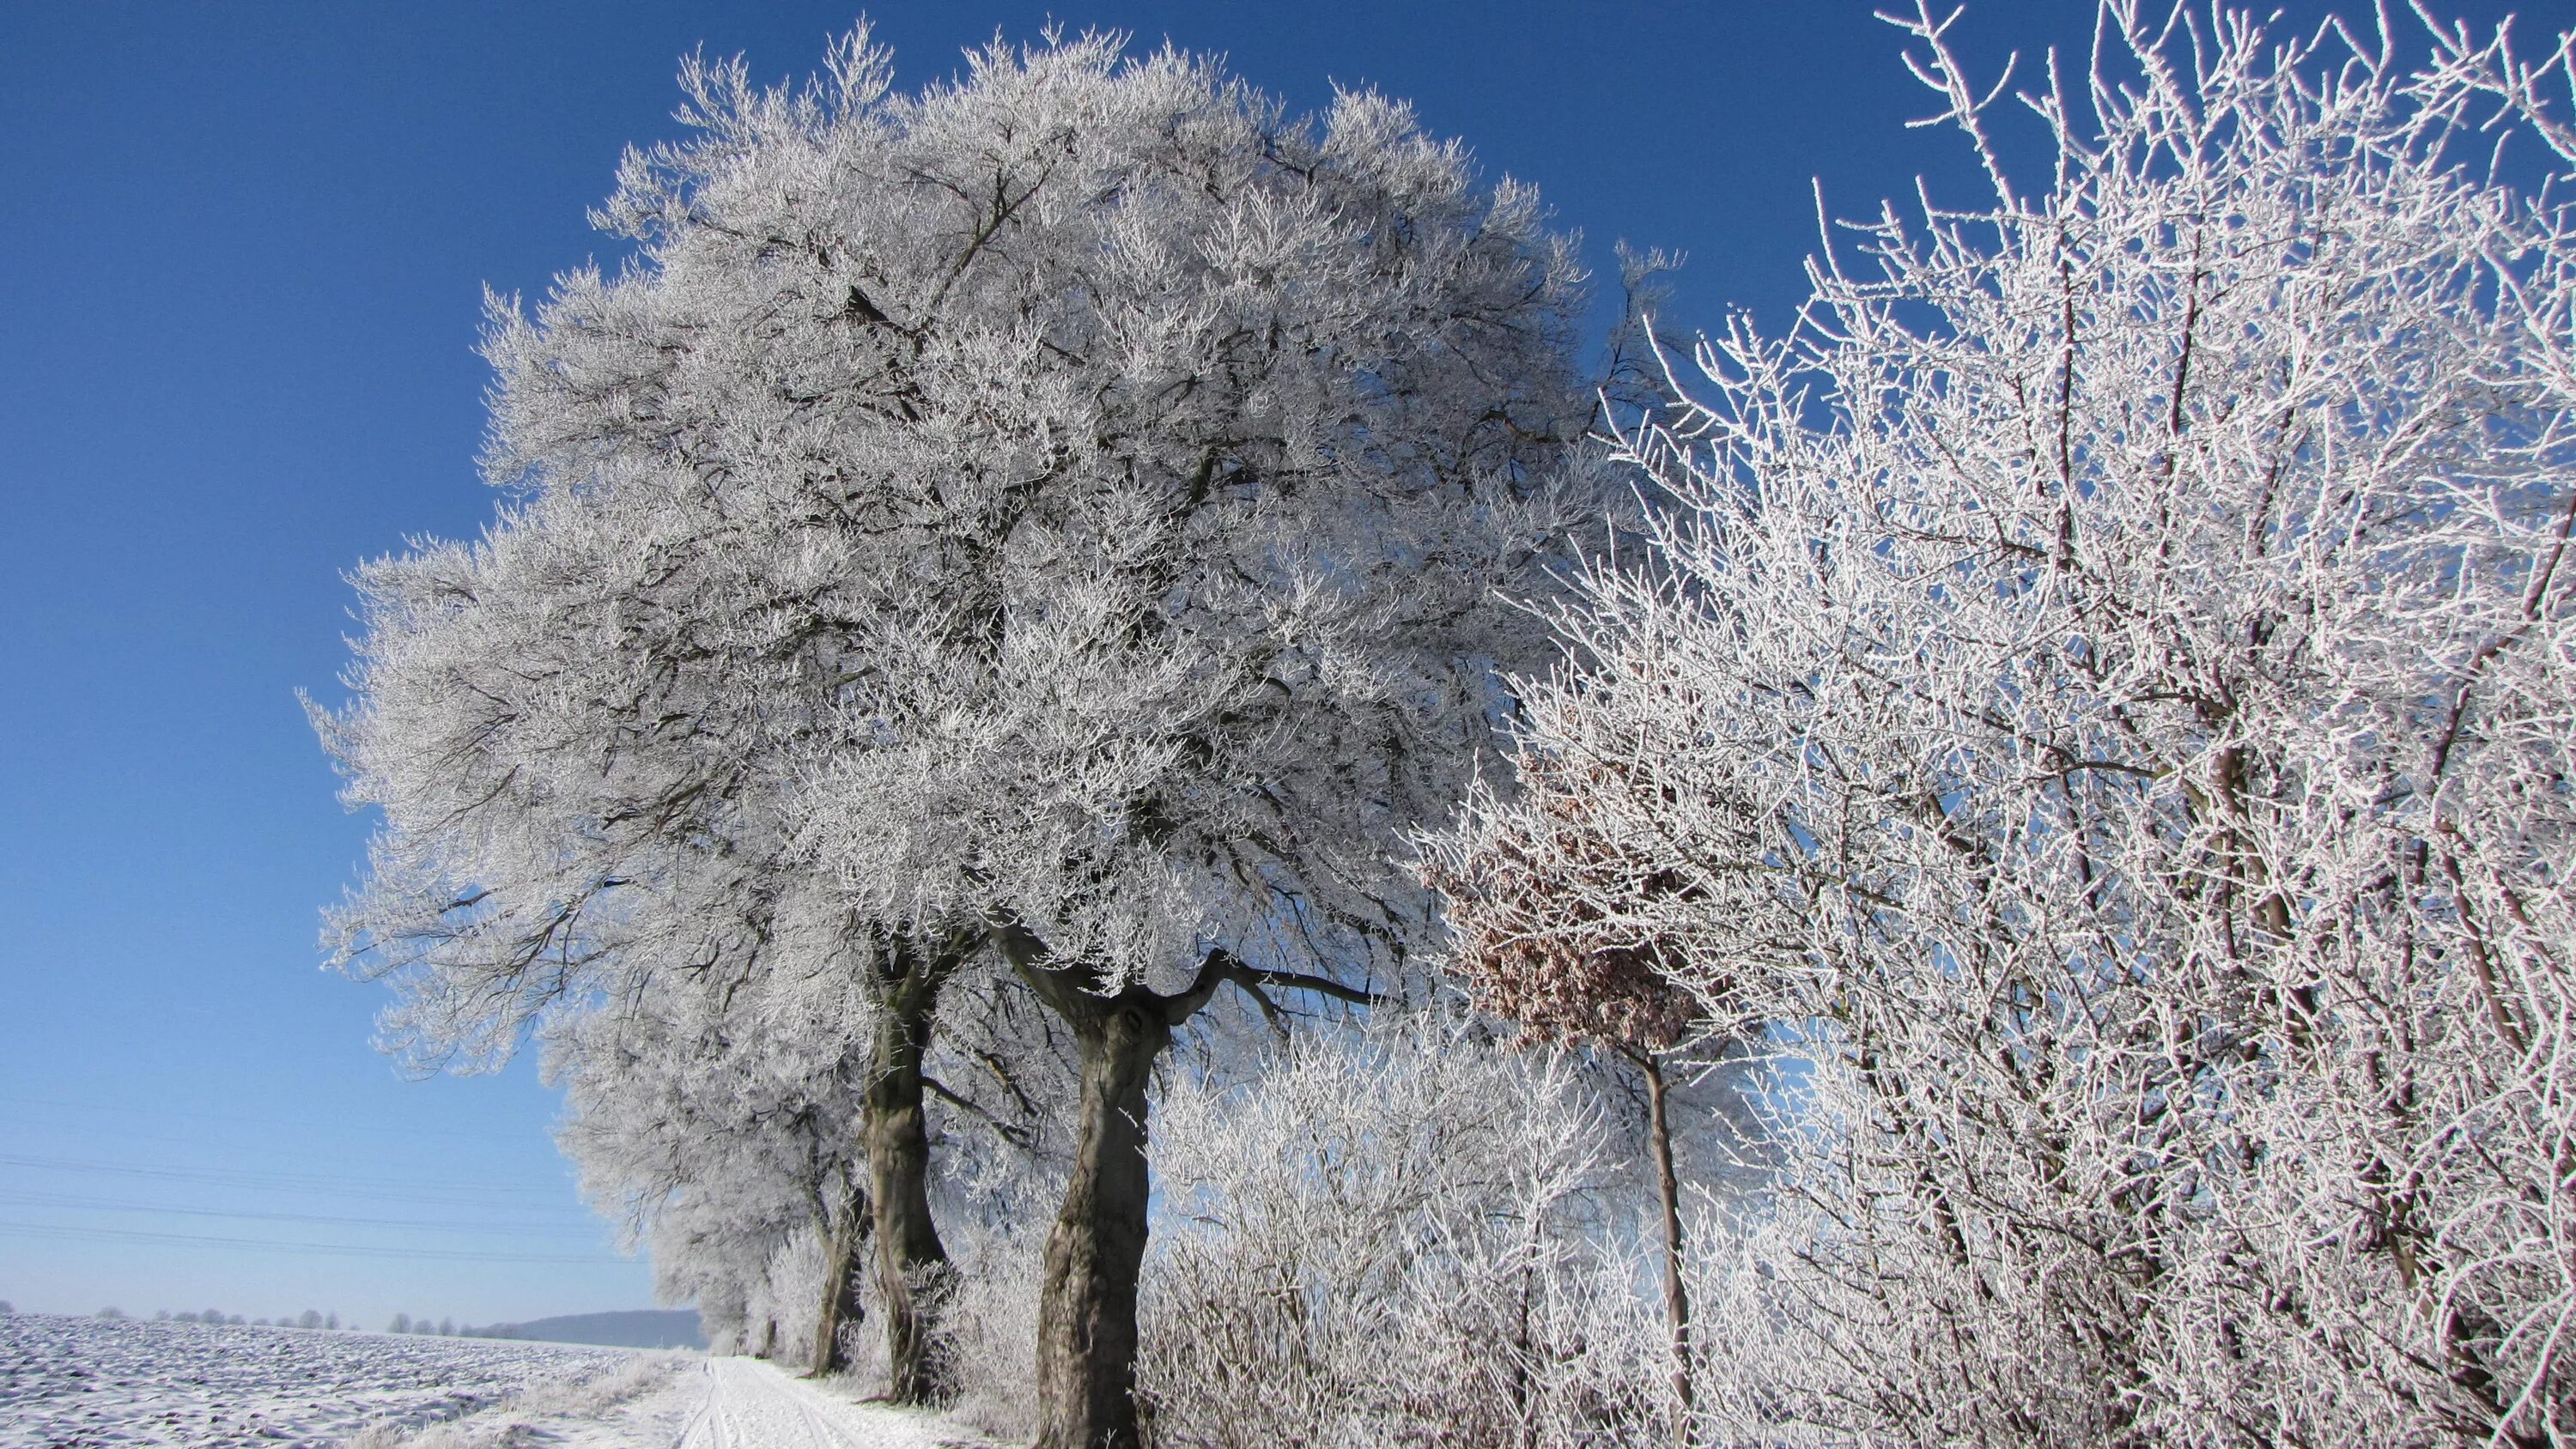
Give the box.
[314,432,969,1392]
[549,952,875,1375]
[1425,752,1715,1416]
[1447,5,2576,1441]
[735,40,1592,1440]
[321,24,1596,1444]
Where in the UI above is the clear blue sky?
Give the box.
[0,0,2543,1327]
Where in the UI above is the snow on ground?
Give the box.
[0,1312,655,1448]
[359,1355,993,1449]
[667,1357,987,1449]
[345,1349,696,1448]
[2,1313,992,1448]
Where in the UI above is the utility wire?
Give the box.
[0,1190,608,1237]
[0,1153,585,1206]
[2,1114,508,1160]
[0,1220,627,1265]
[0,1092,524,1143]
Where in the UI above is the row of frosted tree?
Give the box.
[318,6,2576,1445]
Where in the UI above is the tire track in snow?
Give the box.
[675,1355,978,1449]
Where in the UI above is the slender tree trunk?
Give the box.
[1637,1052,1694,1434]
[866,938,954,1404]
[811,1176,869,1377]
[755,1316,779,1361]
[1033,991,1170,1449]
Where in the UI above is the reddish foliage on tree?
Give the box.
[1426,749,1703,1055]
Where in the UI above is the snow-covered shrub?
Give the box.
[941,1211,1050,1441]
[1444,5,2576,1442]
[1138,1012,1685,1447]
[742,1228,829,1372]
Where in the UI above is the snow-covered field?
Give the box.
[0,1313,995,1448]
[0,1313,662,1448]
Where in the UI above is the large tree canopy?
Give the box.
[319,27,1601,1444]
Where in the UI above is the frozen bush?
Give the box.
[942,1213,1050,1441]
[743,1227,829,1371]
[1444,5,2576,1442]
[1138,1012,1687,1448]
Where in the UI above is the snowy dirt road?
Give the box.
[671,1357,983,1449]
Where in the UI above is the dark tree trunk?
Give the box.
[811,1176,869,1377]
[865,934,958,1404]
[1637,1051,1694,1429]
[989,917,1377,1449]
[1032,991,1170,1449]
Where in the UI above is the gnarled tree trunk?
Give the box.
[1033,991,1170,1449]
[862,931,967,1404]
[992,917,1377,1449]
[811,1174,870,1377]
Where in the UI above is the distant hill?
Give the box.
[485,1309,704,1349]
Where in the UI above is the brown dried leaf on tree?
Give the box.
[1426,749,1704,1056]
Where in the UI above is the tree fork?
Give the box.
[992,914,1382,1449]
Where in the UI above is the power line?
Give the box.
[0,1220,631,1265]
[0,1092,525,1143]
[0,1111,513,1161]
[0,1153,586,1206]
[0,1190,609,1237]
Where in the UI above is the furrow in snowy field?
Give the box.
[0,1312,655,1448]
